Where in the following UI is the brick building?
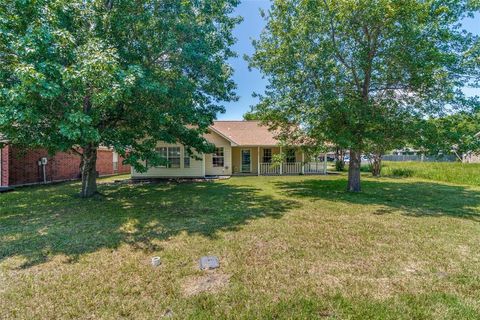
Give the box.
[0,145,130,187]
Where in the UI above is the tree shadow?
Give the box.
[0,181,297,268]
[274,178,480,221]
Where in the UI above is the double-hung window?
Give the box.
[156,146,180,168]
[168,147,181,168]
[286,148,296,163]
[156,147,168,168]
[263,148,272,163]
[184,149,190,168]
[212,147,224,167]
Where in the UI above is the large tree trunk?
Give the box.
[347,149,361,192]
[371,153,382,177]
[80,144,98,198]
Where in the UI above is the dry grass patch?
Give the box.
[182,272,231,297]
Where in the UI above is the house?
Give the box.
[0,144,130,187]
[132,120,327,179]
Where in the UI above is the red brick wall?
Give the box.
[97,149,115,176]
[1,146,9,187]
[117,155,131,174]
[6,146,131,187]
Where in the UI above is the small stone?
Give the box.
[151,256,161,267]
[199,256,220,270]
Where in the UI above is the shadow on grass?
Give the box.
[274,178,480,221]
[0,181,297,268]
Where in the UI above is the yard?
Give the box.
[1,170,480,319]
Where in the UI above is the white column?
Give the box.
[279,146,283,175]
[323,153,328,175]
[301,151,305,174]
[257,147,260,176]
[202,153,206,177]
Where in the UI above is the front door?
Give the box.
[241,149,251,173]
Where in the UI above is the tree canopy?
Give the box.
[417,108,480,160]
[249,0,479,191]
[0,0,240,196]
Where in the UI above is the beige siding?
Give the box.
[132,142,204,178]
[204,131,232,176]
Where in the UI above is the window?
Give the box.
[212,147,224,167]
[184,149,190,168]
[156,147,168,168]
[155,147,180,168]
[286,148,296,163]
[263,148,272,163]
[168,147,180,168]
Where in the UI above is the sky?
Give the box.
[218,0,480,120]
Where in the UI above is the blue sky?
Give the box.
[219,0,480,120]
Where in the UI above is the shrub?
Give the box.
[335,160,345,171]
[389,168,414,177]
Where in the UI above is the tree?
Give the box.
[243,110,262,120]
[249,0,479,191]
[417,109,480,160]
[363,107,419,176]
[0,0,240,197]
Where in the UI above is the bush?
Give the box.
[335,160,345,171]
[360,164,372,173]
[389,168,414,177]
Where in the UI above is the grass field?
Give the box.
[1,171,480,319]
[379,161,480,186]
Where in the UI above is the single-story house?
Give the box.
[132,120,327,179]
[0,144,130,187]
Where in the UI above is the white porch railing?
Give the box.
[260,162,326,175]
[283,162,302,174]
[260,162,280,175]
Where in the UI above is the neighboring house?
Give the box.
[0,144,130,187]
[132,120,327,179]
[463,131,480,163]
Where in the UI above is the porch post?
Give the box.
[279,146,283,175]
[323,153,327,175]
[257,146,260,176]
[301,151,305,174]
[202,153,206,177]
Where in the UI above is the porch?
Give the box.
[231,146,327,176]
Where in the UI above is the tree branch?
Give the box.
[322,0,361,90]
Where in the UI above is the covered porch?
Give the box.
[231,146,327,176]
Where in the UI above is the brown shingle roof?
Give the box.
[210,121,280,146]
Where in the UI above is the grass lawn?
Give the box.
[1,172,480,319]
[380,161,480,187]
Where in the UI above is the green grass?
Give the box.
[1,172,480,319]
[380,161,480,186]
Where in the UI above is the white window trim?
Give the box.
[212,147,225,168]
[156,146,181,168]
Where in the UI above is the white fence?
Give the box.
[260,162,326,175]
[383,155,456,162]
